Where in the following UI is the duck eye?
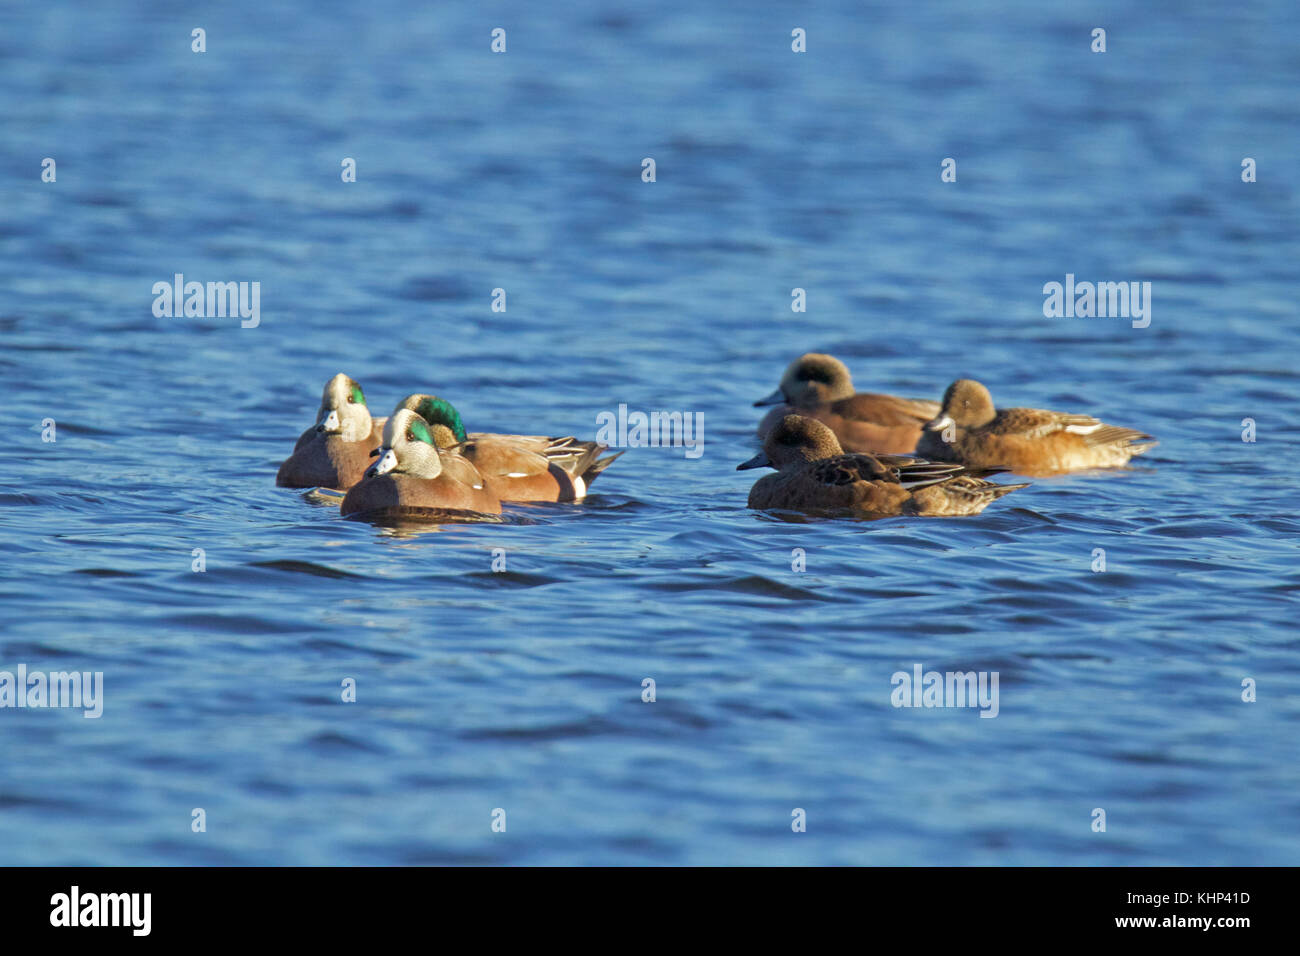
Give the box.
[406,430,415,441]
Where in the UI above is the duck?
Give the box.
[916,379,1156,477]
[754,353,940,455]
[738,414,1028,516]
[340,409,502,519]
[276,373,386,490]
[395,394,622,502]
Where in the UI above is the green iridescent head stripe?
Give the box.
[408,418,436,446]
[350,384,365,406]
[412,396,467,443]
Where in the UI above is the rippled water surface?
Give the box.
[3,0,1299,864]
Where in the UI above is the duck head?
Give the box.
[367,409,445,479]
[396,393,468,445]
[755,353,856,407]
[925,378,996,433]
[315,373,373,442]
[737,414,844,470]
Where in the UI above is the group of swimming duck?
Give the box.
[742,353,1155,516]
[276,353,1156,520]
[276,374,622,517]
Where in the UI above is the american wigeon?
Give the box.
[738,415,1028,516]
[396,394,622,502]
[276,373,386,490]
[916,379,1157,477]
[340,409,502,518]
[755,353,940,455]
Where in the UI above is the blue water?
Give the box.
[3,0,1299,865]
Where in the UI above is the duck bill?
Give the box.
[736,451,772,471]
[923,414,955,432]
[366,448,398,478]
[317,408,341,433]
[753,388,786,408]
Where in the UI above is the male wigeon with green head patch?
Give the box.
[368,409,460,481]
[398,394,469,444]
[315,373,372,442]
[393,393,623,503]
[754,353,941,456]
[341,409,501,519]
[276,373,387,491]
